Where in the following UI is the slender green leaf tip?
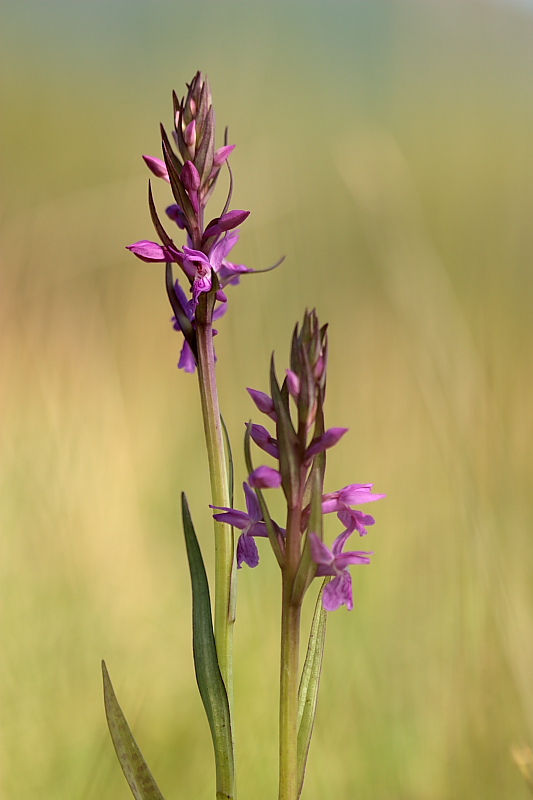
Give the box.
[181,492,235,800]
[102,660,166,800]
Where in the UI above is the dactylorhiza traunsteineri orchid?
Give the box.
[102,72,385,800]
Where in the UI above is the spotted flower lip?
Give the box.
[182,231,246,308]
[309,531,373,611]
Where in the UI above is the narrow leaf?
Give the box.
[220,413,234,508]
[181,493,235,800]
[102,661,166,800]
[296,580,329,799]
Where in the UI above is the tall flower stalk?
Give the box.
[127,73,252,705]
[103,72,385,800]
[215,311,385,800]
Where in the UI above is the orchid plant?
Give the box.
[103,71,385,800]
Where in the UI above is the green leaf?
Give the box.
[102,661,166,800]
[181,493,235,800]
[296,580,329,799]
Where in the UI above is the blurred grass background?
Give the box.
[1,0,533,797]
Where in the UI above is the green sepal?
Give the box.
[244,422,284,567]
[269,355,299,503]
[291,464,322,606]
[296,580,329,799]
[102,661,166,800]
[181,493,235,800]
[160,129,196,230]
[196,105,215,190]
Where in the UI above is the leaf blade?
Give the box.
[296,580,329,799]
[102,661,166,800]
[181,493,235,800]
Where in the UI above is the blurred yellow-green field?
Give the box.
[2,0,533,798]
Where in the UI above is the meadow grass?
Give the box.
[1,1,533,798]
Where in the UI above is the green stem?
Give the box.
[196,292,235,710]
[279,503,303,800]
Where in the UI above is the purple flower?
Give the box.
[171,279,226,373]
[166,204,188,229]
[247,388,277,421]
[211,483,269,568]
[181,247,214,308]
[142,155,170,182]
[203,210,250,240]
[310,531,372,611]
[322,483,386,536]
[304,427,348,460]
[213,144,235,166]
[248,466,282,489]
[126,239,180,263]
[249,424,279,459]
[182,231,247,309]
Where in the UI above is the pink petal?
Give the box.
[248,466,282,489]
[142,155,170,182]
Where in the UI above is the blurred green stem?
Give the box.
[196,290,235,712]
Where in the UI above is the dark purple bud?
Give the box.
[142,155,170,182]
[204,209,250,239]
[247,388,278,421]
[218,209,249,230]
[250,424,280,459]
[166,204,188,229]
[181,160,201,193]
[248,466,282,489]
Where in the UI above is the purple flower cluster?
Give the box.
[212,311,385,611]
[126,73,255,372]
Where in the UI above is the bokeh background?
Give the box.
[2,0,533,798]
